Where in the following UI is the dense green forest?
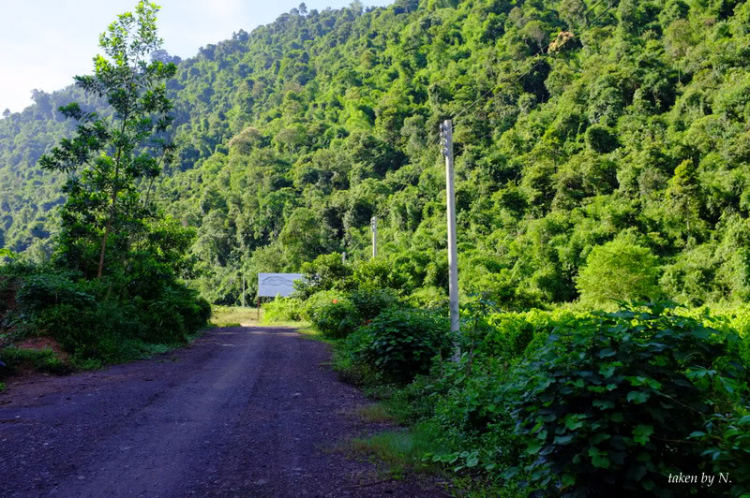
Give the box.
[0,3,211,370]
[2,1,750,495]
[4,0,750,308]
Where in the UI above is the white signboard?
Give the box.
[258,273,304,298]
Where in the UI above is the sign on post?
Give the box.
[257,273,304,298]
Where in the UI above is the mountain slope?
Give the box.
[3,0,750,306]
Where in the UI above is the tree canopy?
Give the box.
[3,0,750,307]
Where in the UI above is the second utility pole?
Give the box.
[441,119,460,358]
[371,216,378,259]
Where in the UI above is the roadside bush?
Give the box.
[504,303,748,497]
[404,286,448,310]
[0,276,19,323]
[0,347,72,375]
[349,288,400,320]
[346,308,452,383]
[481,309,589,362]
[2,268,210,367]
[139,285,211,343]
[15,273,95,317]
[262,297,303,323]
[299,290,348,321]
[690,411,750,497]
[311,299,360,339]
[294,253,351,299]
[423,356,525,474]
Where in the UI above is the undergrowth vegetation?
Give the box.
[0,262,211,374]
[0,3,211,378]
[262,253,750,497]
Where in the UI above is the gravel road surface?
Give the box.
[0,326,440,497]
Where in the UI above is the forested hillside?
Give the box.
[4,0,750,307]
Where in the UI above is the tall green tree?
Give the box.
[39,1,176,278]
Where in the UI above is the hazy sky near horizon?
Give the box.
[0,0,393,114]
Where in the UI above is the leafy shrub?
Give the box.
[0,276,19,326]
[311,299,360,339]
[423,356,524,474]
[3,268,210,366]
[576,238,662,306]
[294,253,351,299]
[504,303,748,496]
[262,297,303,322]
[346,308,452,383]
[299,290,348,321]
[351,257,397,291]
[0,347,72,375]
[405,286,449,310]
[690,411,750,497]
[36,298,139,363]
[482,309,589,362]
[15,274,95,316]
[349,288,400,320]
[139,285,211,343]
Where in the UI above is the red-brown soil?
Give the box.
[14,336,70,363]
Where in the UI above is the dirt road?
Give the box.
[0,327,439,497]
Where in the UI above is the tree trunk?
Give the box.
[97,193,117,279]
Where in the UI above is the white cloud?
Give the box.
[0,0,393,114]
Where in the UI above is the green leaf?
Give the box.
[501,467,519,480]
[627,391,649,404]
[526,441,543,455]
[632,424,654,445]
[565,415,584,431]
[599,366,616,378]
[593,399,615,410]
[645,378,662,390]
[588,448,610,469]
[555,434,574,445]
[719,376,736,394]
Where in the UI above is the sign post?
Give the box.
[257,273,305,298]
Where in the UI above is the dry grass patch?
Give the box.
[211,306,263,327]
[353,403,396,424]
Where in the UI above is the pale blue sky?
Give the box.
[1,0,393,114]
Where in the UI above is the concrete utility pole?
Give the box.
[371,216,378,259]
[342,252,346,264]
[440,119,460,357]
